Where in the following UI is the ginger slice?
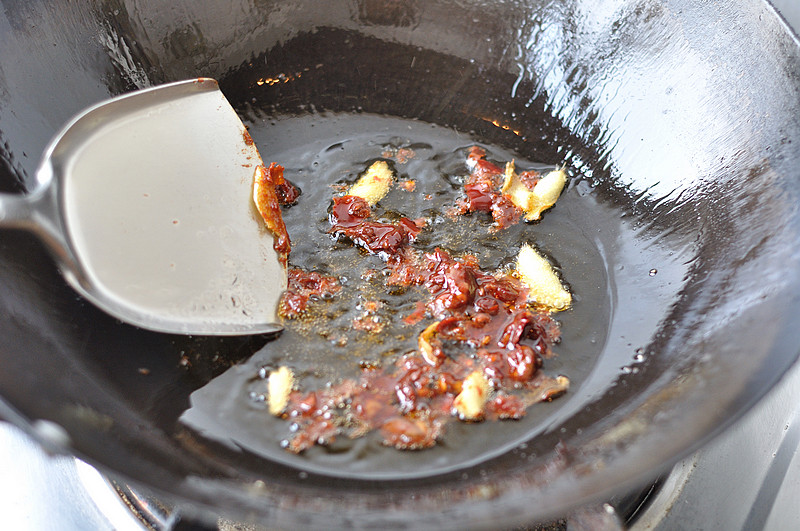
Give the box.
[537,375,571,402]
[418,321,441,366]
[268,366,294,416]
[347,161,395,205]
[453,371,490,421]
[501,161,566,221]
[515,244,571,311]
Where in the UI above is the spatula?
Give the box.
[0,78,286,335]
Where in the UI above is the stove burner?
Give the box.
[102,474,664,530]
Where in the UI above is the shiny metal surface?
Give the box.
[772,0,800,35]
[0,422,143,530]
[1,78,285,335]
[633,358,800,529]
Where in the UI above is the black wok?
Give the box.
[1,0,800,528]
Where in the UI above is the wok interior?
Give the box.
[1,0,800,527]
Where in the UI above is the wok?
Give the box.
[1,0,799,528]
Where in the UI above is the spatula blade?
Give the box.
[48,78,285,335]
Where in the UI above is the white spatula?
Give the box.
[0,78,286,335]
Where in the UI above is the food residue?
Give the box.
[382,146,416,164]
[279,268,341,319]
[399,179,416,192]
[252,163,297,263]
[451,146,565,230]
[253,147,571,453]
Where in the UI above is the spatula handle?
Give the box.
[0,191,34,229]
[0,186,74,274]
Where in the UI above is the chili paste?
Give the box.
[260,148,569,453]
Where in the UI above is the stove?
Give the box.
[1,2,799,529]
